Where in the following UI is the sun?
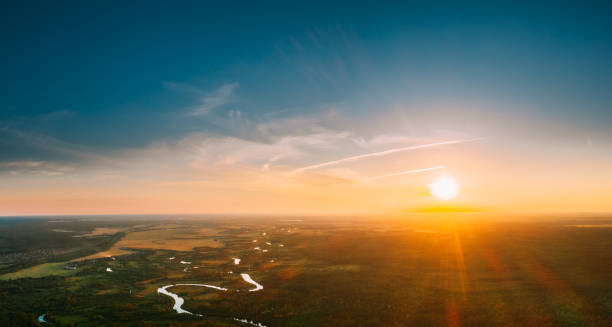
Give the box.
[429,176,459,200]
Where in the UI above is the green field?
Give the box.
[0,261,75,280]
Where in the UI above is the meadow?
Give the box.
[0,216,610,326]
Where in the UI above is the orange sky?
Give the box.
[2,118,611,216]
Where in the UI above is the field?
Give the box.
[0,216,610,326]
[0,261,75,280]
[74,226,223,260]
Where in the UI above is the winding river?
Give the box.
[157,258,267,325]
[157,284,228,315]
[240,274,263,292]
[157,281,267,326]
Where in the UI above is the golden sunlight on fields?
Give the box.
[74,225,224,260]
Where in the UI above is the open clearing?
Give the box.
[114,228,224,250]
[0,261,75,280]
[74,227,122,237]
[73,226,224,260]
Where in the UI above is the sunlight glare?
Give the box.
[429,176,460,200]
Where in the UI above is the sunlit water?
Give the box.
[157,284,228,315]
[240,273,263,291]
[157,281,266,326]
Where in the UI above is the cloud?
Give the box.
[0,160,74,176]
[0,127,113,164]
[0,161,44,168]
[101,107,481,185]
[362,166,444,182]
[191,82,239,116]
[177,132,349,170]
[0,102,482,200]
[0,108,352,178]
[290,138,483,174]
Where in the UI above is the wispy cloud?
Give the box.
[191,82,239,116]
[362,166,444,182]
[0,127,116,165]
[0,160,74,176]
[0,161,45,168]
[290,138,483,174]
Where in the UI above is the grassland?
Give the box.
[0,216,610,326]
[74,227,123,237]
[74,225,223,261]
[0,261,75,280]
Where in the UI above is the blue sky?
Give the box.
[1,1,611,214]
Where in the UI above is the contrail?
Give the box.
[362,166,444,181]
[290,138,482,174]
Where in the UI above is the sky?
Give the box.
[1,1,611,215]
